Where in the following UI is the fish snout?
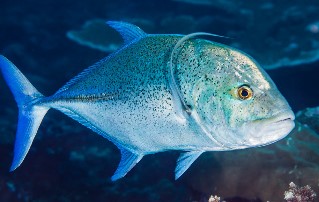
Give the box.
[241,110,295,147]
[271,110,295,123]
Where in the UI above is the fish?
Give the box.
[0,21,295,181]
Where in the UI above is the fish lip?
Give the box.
[244,110,295,145]
[274,117,293,123]
[271,111,295,124]
[253,110,295,125]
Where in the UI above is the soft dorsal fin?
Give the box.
[175,151,203,180]
[107,21,147,45]
[111,147,144,181]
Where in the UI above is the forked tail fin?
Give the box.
[0,55,49,171]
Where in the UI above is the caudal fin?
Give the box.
[0,55,49,171]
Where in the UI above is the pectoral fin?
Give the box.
[175,151,203,180]
[111,148,143,181]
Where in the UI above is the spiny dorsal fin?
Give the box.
[175,151,203,180]
[111,147,144,181]
[56,21,146,95]
[107,21,147,45]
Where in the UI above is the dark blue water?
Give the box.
[0,0,319,201]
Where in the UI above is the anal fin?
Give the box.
[56,107,144,181]
[111,148,143,181]
[175,151,203,180]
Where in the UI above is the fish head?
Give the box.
[191,43,295,149]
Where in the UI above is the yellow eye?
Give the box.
[237,85,253,100]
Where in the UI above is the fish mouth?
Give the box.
[253,110,295,125]
[268,111,295,132]
[272,113,295,123]
[267,111,295,132]
[276,118,293,122]
[243,110,295,147]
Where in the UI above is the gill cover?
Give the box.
[168,32,227,119]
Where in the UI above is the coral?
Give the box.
[208,195,221,202]
[284,182,316,202]
[66,19,122,52]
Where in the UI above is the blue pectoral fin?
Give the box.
[111,148,143,181]
[175,151,203,180]
[0,55,49,171]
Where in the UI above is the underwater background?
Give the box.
[0,0,319,201]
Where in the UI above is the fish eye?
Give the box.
[237,85,253,100]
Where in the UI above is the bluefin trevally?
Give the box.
[0,21,295,181]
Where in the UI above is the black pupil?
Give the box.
[241,89,249,97]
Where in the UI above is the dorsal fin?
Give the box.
[55,21,146,95]
[107,21,147,45]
